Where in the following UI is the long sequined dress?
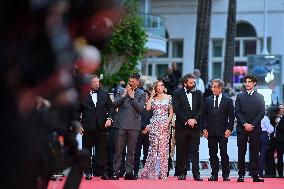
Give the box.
[140,97,172,179]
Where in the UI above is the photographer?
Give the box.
[0,0,122,188]
[35,96,89,189]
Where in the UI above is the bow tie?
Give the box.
[186,90,192,94]
[91,90,98,94]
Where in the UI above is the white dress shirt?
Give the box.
[247,90,254,95]
[184,87,192,110]
[213,93,222,108]
[90,91,97,107]
[261,116,274,135]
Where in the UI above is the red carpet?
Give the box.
[48,177,284,189]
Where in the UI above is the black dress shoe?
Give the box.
[49,174,57,181]
[100,174,109,180]
[194,176,203,181]
[85,174,92,180]
[253,176,264,182]
[110,172,119,180]
[208,175,218,181]
[237,176,244,182]
[223,177,230,181]
[178,174,186,180]
[124,173,137,180]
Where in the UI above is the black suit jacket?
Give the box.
[141,108,153,130]
[173,88,203,133]
[75,88,114,131]
[276,116,284,143]
[201,94,235,136]
[235,91,265,134]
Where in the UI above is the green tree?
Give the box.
[100,0,147,86]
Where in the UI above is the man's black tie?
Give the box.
[214,95,219,110]
[186,90,192,94]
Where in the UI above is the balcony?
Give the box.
[140,13,167,56]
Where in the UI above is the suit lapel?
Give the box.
[82,92,96,109]
[181,89,192,110]
[87,93,94,105]
[96,90,102,107]
[217,95,225,112]
[191,92,197,111]
[134,88,139,99]
[209,95,215,111]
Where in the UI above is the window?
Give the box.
[148,64,153,76]
[212,62,222,79]
[210,22,274,88]
[138,0,146,13]
[236,22,257,37]
[176,62,183,73]
[160,40,169,58]
[235,40,240,57]
[147,36,183,78]
[212,40,223,57]
[172,40,183,58]
[243,40,256,56]
[156,64,168,79]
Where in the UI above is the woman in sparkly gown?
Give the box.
[140,80,173,179]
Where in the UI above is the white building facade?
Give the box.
[141,0,284,102]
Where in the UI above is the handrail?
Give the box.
[139,13,166,38]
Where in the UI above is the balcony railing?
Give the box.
[139,13,166,38]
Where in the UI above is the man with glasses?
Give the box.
[235,74,265,182]
[201,79,234,181]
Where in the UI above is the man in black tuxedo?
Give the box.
[275,104,284,177]
[235,74,265,182]
[201,79,234,181]
[173,73,203,181]
[75,75,114,180]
